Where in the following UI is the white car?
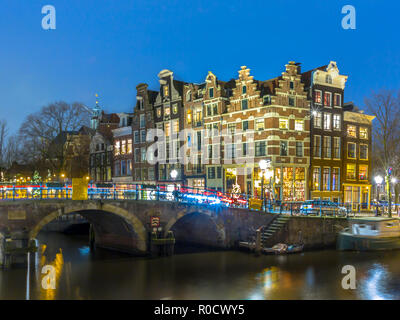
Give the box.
[300,200,347,216]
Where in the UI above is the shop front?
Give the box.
[274,166,307,202]
[343,184,371,211]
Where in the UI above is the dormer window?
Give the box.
[209,88,214,98]
[263,96,271,105]
[242,85,247,94]
[138,99,144,110]
[326,75,332,84]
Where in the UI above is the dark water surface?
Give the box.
[1,232,400,300]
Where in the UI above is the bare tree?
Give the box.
[0,119,8,166]
[18,101,91,175]
[364,89,400,211]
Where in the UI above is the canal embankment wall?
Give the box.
[262,215,349,250]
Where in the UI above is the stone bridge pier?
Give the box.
[0,200,273,266]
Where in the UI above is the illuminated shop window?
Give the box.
[347,125,357,138]
[360,127,368,139]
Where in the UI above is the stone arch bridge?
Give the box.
[0,200,273,261]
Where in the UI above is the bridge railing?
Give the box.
[0,183,392,216]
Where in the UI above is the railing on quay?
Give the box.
[0,182,398,217]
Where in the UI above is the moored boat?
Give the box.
[337,217,400,251]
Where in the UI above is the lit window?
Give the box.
[279,119,288,129]
[172,104,178,114]
[315,90,322,103]
[121,140,126,154]
[333,114,341,130]
[323,113,331,130]
[324,92,331,106]
[359,165,368,180]
[312,167,320,190]
[164,85,169,97]
[332,168,340,191]
[127,139,132,154]
[323,167,330,191]
[157,108,162,118]
[360,127,368,139]
[114,141,120,156]
[313,112,322,128]
[164,107,170,116]
[165,122,170,137]
[347,125,357,138]
[346,164,356,180]
[256,119,265,131]
[187,110,192,124]
[173,119,179,133]
[295,120,303,131]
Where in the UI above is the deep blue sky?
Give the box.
[1,0,399,134]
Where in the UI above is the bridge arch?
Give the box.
[165,209,226,248]
[29,202,147,253]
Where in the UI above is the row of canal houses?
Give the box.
[89,61,374,210]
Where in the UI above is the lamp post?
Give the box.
[392,177,398,216]
[375,175,383,215]
[374,175,383,200]
[265,168,274,208]
[259,160,270,212]
[170,169,178,202]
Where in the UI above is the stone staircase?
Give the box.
[261,215,291,246]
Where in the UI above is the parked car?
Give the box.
[300,200,347,216]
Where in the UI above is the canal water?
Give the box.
[1,232,400,300]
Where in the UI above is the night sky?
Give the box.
[1,0,399,134]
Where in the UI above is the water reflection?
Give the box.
[2,232,400,300]
[360,264,394,300]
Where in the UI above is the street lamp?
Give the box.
[170,169,178,180]
[259,160,269,212]
[375,175,383,202]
